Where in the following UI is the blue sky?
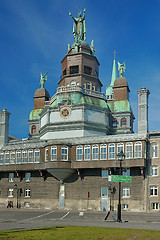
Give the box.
[0,0,160,139]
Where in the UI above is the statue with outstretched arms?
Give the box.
[69,9,86,42]
[40,72,48,88]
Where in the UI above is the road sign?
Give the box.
[108,175,132,183]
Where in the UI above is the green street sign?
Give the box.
[108,175,132,183]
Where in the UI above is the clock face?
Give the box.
[60,107,71,118]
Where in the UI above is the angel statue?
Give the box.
[118,61,126,77]
[69,9,86,42]
[40,72,48,88]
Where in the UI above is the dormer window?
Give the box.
[31,125,36,134]
[84,66,92,75]
[70,65,79,74]
[121,118,127,127]
[112,118,118,128]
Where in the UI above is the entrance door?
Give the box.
[101,187,108,211]
[59,183,65,208]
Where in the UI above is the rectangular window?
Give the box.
[25,189,30,198]
[0,152,4,165]
[123,204,129,210]
[123,187,130,197]
[5,152,9,164]
[16,151,21,164]
[61,146,68,160]
[51,146,57,161]
[34,149,40,163]
[84,66,92,75]
[25,172,31,182]
[28,150,33,163]
[69,65,79,74]
[22,150,27,163]
[150,166,158,176]
[150,186,158,196]
[8,188,13,197]
[10,151,15,164]
[24,202,30,208]
[151,203,159,210]
[9,173,14,182]
[76,146,83,161]
[123,169,130,176]
[100,144,107,160]
[102,169,108,178]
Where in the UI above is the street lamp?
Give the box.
[117,150,125,222]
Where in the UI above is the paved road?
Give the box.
[0,209,160,231]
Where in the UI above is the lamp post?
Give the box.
[117,150,125,222]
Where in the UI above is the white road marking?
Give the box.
[26,210,55,221]
[60,211,70,219]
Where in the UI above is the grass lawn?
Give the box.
[0,226,160,240]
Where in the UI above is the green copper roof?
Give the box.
[107,100,132,113]
[50,92,108,109]
[29,109,43,120]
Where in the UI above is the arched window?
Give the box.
[5,151,9,164]
[76,145,83,161]
[86,82,91,90]
[45,147,48,162]
[126,142,133,159]
[0,152,4,165]
[84,145,90,160]
[134,142,142,158]
[151,143,158,158]
[108,143,115,159]
[22,150,27,163]
[100,144,107,160]
[28,149,33,163]
[112,118,118,128]
[121,118,127,127]
[34,149,40,163]
[92,145,99,160]
[51,146,57,161]
[16,150,21,164]
[71,80,76,85]
[10,151,15,164]
[31,125,36,134]
[117,143,124,154]
[61,146,68,161]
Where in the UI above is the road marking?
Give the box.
[26,210,55,221]
[60,211,70,219]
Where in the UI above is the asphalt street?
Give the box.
[0,209,159,231]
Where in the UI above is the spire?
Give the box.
[106,51,117,99]
[110,50,117,86]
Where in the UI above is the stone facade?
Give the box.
[0,12,159,213]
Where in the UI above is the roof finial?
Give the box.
[40,72,48,88]
[112,49,117,59]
